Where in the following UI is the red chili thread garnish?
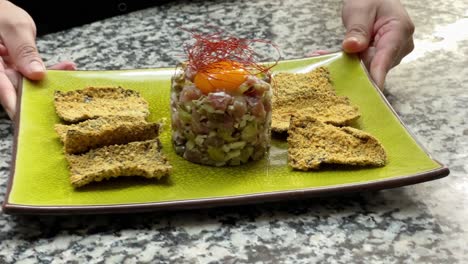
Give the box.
[181,27,281,77]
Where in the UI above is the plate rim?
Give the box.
[3,166,449,215]
[1,52,450,215]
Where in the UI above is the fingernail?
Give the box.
[347,36,366,46]
[346,36,359,43]
[373,71,385,90]
[5,107,14,120]
[4,98,15,120]
[67,62,77,70]
[29,61,45,73]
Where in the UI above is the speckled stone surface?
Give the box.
[1,0,467,263]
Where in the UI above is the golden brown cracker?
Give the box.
[54,87,150,123]
[272,67,359,132]
[66,140,172,187]
[288,115,386,170]
[55,116,159,154]
[272,67,335,104]
[272,93,360,132]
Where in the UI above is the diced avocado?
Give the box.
[195,135,206,146]
[222,144,231,152]
[229,141,246,149]
[186,140,195,150]
[200,104,215,113]
[218,128,236,142]
[229,157,242,166]
[225,150,241,161]
[207,146,225,162]
[238,83,250,94]
[240,146,254,163]
[178,108,192,123]
[241,121,258,141]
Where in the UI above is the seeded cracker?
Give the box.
[288,115,386,170]
[55,116,160,154]
[272,93,360,132]
[273,67,336,103]
[54,87,150,123]
[66,140,172,188]
[272,67,360,132]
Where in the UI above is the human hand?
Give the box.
[341,0,415,89]
[0,0,76,119]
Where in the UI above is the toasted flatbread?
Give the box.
[272,93,360,132]
[66,140,172,187]
[55,116,160,154]
[54,87,150,123]
[272,67,335,103]
[272,67,359,132]
[288,115,386,170]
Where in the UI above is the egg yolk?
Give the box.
[194,60,248,94]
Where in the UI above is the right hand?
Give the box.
[341,0,415,89]
[0,0,76,119]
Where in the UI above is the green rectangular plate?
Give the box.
[2,52,449,215]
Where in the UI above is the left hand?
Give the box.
[341,0,415,89]
[0,57,76,119]
[0,0,76,119]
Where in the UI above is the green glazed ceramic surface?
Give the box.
[4,52,446,212]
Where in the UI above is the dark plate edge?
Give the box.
[2,76,23,214]
[2,166,450,215]
[1,55,451,215]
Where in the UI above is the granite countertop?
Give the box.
[1,0,467,263]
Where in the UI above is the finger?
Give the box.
[370,28,408,88]
[370,46,400,89]
[4,68,21,90]
[0,64,17,119]
[1,24,45,81]
[306,50,331,57]
[48,61,77,71]
[341,0,377,53]
[360,46,376,72]
[393,36,414,67]
[1,57,22,90]
[372,21,414,68]
[1,55,13,67]
[0,44,7,56]
[370,50,392,89]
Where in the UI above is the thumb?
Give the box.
[2,29,45,81]
[11,43,45,81]
[341,1,376,53]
